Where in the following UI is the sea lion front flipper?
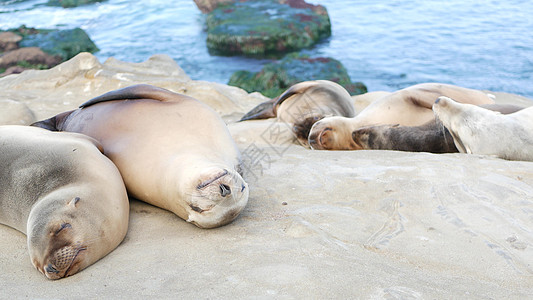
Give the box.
[79,84,181,108]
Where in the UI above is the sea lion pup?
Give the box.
[308,83,495,150]
[32,84,249,229]
[239,80,356,145]
[433,96,533,161]
[0,125,129,280]
[352,104,525,153]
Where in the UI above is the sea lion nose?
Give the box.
[45,263,59,274]
[435,97,441,104]
[220,184,231,197]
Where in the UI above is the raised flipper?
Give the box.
[238,98,277,121]
[79,84,183,108]
[239,81,318,122]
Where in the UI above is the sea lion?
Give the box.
[433,96,533,161]
[308,83,495,150]
[0,125,129,280]
[32,84,249,229]
[352,104,525,153]
[239,80,356,145]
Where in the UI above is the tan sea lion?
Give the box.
[239,80,356,145]
[433,96,533,161]
[0,125,129,280]
[308,83,495,150]
[352,104,525,153]
[32,84,249,229]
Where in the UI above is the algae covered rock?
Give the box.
[206,0,331,57]
[228,53,367,98]
[46,0,105,8]
[19,28,99,60]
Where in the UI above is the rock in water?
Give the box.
[206,0,331,57]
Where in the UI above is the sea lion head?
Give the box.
[308,116,362,150]
[432,96,473,153]
[27,190,125,280]
[174,162,249,229]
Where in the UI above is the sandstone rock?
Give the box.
[0,99,36,125]
[0,47,62,69]
[0,32,22,52]
[229,53,367,98]
[206,0,331,57]
[0,52,265,120]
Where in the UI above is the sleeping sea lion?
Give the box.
[0,125,128,279]
[32,84,249,229]
[240,80,356,145]
[432,96,533,161]
[308,83,495,150]
[352,104,525,153]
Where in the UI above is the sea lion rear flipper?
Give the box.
[31,117,59,131]
[239,82,317,122]
[239,99,277,121]
[79,84,179,108]
[31,110,74,131]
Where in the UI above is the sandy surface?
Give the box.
[0,53,532,299]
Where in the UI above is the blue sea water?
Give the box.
[1,0,532,98]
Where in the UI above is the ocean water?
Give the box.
[1,0,532,98]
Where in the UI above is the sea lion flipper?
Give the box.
[31,110,74,131]
[31,117,59,131]
[80,84,178,108]
[239,98,277,121]
[239,82,316,122]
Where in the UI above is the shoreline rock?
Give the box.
[205,0,331,57]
